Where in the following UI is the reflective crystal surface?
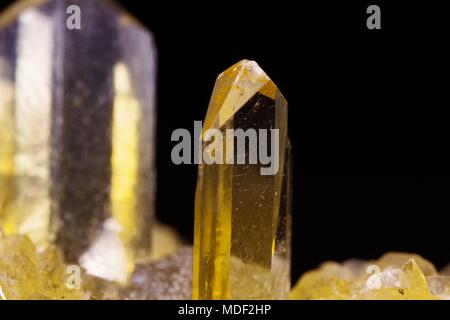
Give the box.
[0,0,156,283]
[290,252,450,300]
[0,223,184,300]
[193,60,292,299]
[0,234,88,300]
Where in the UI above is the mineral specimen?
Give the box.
[0,223,185,300]
[0,0,156,283]
[120,247,193,300]
[290,252,450,300]
[193,60,292,299]
[0,234,88,300]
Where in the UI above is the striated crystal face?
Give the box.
[290,252,450,300]
[0,0,156,283]
[193,60,292,300]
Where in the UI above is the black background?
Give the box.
[1,0,449,285]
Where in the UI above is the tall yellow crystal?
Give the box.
[193,60,291,300]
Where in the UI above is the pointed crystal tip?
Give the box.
[203,59,280,131]
[193,60,291,300]
[219,59,268,77]
[216,59,271,89]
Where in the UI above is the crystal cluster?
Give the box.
[0,0,156,284]
[0,224,185,300]
[193,60,292,300]
[0,234,88,300]
[2,0,447,303]
[290,252,450,300]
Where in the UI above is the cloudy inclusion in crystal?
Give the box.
[193,60,292,300]
[0,0,156,283]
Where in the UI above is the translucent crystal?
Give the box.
[193,60,292,299]
[377,252,437,276]
[427,275,450,299]
[1,223,184,300]
[0,234,88,300]
[290,252,450,300]
[0,0,156,283]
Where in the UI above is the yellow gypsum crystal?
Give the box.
[290,252,450,300]
[0,234,88,300]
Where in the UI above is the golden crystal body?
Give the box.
[193,60,292,299]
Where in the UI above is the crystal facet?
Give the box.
[0,0,156,283]
[120,247,193,300]
[290,252,450,300]
[193,60,292,299]
[0,234,88,300]
[0,228,185,300]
